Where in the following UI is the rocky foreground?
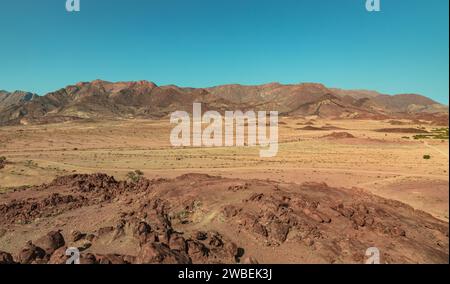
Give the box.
[0,173,448,264]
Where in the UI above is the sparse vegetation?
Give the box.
[0,184,32,193]
[0,156,6,169]
[126,170,144,182]
[173,209,190,223]
[24,160,38,168]
[413,128,449,140]
[375,128,428,134]
[171,200,202,224]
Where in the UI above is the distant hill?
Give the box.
[0,90,37,111]
[0,80,448,125]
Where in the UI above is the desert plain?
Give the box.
[0,116,448,264]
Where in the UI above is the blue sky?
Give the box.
[0,0,448,104]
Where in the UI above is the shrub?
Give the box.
[126,170,144,182]
[0,156,6,169]
[423,155,431,160]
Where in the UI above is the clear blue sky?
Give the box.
[0,0,448,104]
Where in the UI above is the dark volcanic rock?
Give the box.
[0,251,15,264]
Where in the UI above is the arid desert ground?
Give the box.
[0,117,448,264]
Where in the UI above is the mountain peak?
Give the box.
[0,81,447,125]
[0,90,36,112]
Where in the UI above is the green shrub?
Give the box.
[126,170,144,182]
[423,155,431,160]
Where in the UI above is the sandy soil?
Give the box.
[0,118,448,264]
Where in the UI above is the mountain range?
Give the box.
[0,80,448,125]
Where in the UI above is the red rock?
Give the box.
[80,253,97,264]
[252,223,268,237]
[224,242,239,258]
[35,230,65,255]
[48,247,69,264]
[97,254,127,264]
[137,222,151,235]
[303,209,324,223]
[186,240,209,260]
[352,214,366,227]
[195,231,208,241]
[169,234,187,252]
[391,227,406,237]
[18,241,46,264]
[71,230,85,242]
[268,222,290,242]
[97,226,114,236]
[136,242,191,264]
[223,205,240,218]
[207,232,224,248]
[242,257,259,264]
